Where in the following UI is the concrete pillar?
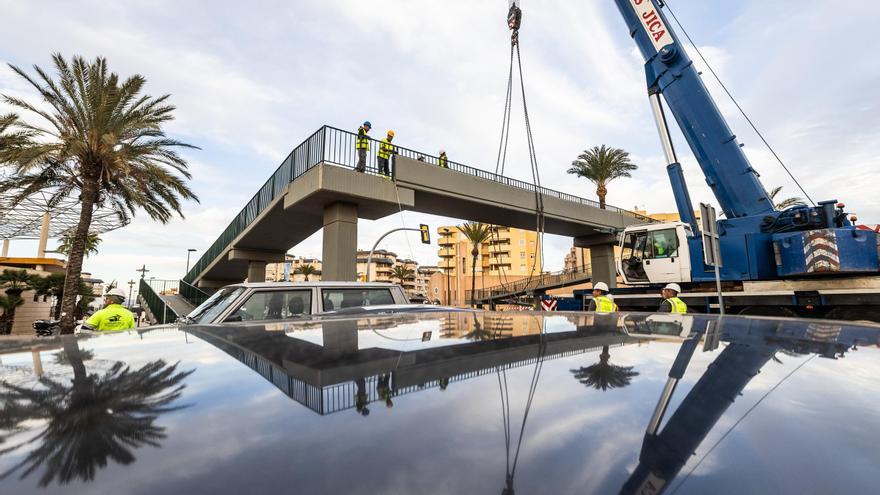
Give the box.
[322,320,359,357]
[1,239,8,257]
[32,350,44,377]
[322,202,358,281]
[37,213,50,257]
[590,244,618,289]
[247,261,267,283]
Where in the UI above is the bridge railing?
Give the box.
[138,279,175,324]
[183,125,653,289]
[469,264,593,302]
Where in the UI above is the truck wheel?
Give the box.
[737,306,796,317]
[824,307,880,324]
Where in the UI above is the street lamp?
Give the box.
[185,248,197,273]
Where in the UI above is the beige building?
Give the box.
[266,255,323,282]
[436,225,543,306]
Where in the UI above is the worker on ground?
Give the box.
[84,288,136,331]
[438,150,448,168]
[658,283,687,313]
[355,120,371,172]
[377,130,396,178]
[587,282,617,312]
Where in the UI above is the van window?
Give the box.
[225,290,312,322]
[648,229,679,259]
[321,288,395,311]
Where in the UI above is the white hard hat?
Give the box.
[439,149,446,154]
[106,288,127,299]
[664,283,682,293]
[593,282,609,292]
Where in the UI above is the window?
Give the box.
[462,257,466,274]
[520,264,527,271]
[321,288,395,311]
[519,239,525,247]
[190,286,247,324]
[648,229,679,259]
[520,251,526,259]
[225,290,311,322]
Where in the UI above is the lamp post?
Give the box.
[185,248,197,273]
[136,264,149,279]
[443,228,452,306]
[127,280,135,309]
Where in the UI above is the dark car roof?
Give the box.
[1,311,879,494]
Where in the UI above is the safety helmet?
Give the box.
[663,283,682,294]
[106,287,127,300]
[439,149,446,154]
[387,130,395,137]
[593,281,609,293]
[363,121,371,127]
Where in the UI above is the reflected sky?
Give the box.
[1,313,879,494]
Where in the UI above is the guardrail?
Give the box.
[179,278,211,307]
[138,279,174,324]
[469,264,593,303]
[182,125,654,293]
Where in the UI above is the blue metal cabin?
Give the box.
[612,0,878,281]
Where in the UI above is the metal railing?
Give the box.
[179,279,211,307]
[469,264,593,302]
[182,125,654,291]
[138,279,174,324]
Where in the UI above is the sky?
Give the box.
[1,0,878,290]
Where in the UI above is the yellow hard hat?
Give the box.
[387,130,395,137]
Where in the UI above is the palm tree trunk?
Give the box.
[59,179,98,334]
[597,183,607,210]
[470,245,478,309]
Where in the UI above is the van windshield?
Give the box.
[186,287,246,324]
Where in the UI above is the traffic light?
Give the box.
[419,224,430,244]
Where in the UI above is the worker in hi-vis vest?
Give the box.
[377,130,396,178]
[658,283,688,314]
[588,282,618,312]
[438,150,448,168]
[355,120,371,172]
[84,288,136,331]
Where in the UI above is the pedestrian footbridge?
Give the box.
[180,126,654,303]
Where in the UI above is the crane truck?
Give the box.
[596,0,880,321]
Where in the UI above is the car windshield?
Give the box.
[186,286,246,324]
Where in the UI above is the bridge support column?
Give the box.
[322,202,358,281]
[247,261,267,283]
[590,244,617,289]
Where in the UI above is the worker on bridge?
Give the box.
[438,150,448,168]
[378,130,396,178]
[355,121,371,172]
[588,282,618,313]
[84,288,136,331]
[658,283,688,314]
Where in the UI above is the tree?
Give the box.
[769,186,806,210]
[567,145,637,209]
[0,269,34,334]
[457,222,492,308]
[0,55,199,334]
[294,263,317,281]
[570,345,639,391]
[391,265,414,285]
[30,273,94,320]
[0,337,193,487]
[55,231,101,258]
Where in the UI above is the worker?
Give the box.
[587,282,617,312]
[355,120,371,172]
[658,283,688,314]
[377,130,396,178]
[653,237,668,257]
[83,288,135,331]
[438,150,448,168]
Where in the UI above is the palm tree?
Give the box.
[457,222,492,308]
[294,263,317,281]
[0,269,34,334]
[567,145,637,209]
[570,345,639,391]
[0,294,24,335]
[391,265,414,285]
[0,54,199,334]
[55,231,101,258]
[769,186,806,210]
[0,337,193,487]
[30,273,93,320]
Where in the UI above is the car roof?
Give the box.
[2,311,879,494]
[222,281,403,288]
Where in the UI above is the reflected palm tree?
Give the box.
[0,337,193,487]
[463,314,495,341]
[570,345,639,391]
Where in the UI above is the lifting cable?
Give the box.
[662,0,815,206]
[490,1,546,303]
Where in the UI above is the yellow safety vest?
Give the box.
[86,304,136,331]
[593,295,616,313]
[668,297,688,314]
[356,126,370,150]
[439,154,448,168]
[378,138,395,159]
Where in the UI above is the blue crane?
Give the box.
[611,0,879,285]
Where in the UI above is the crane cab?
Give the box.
[618,222,693,285]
